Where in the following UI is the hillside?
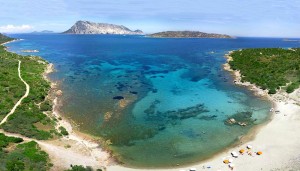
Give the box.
[229,48,300,94]
[0,33,14,44]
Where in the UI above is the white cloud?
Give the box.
[0,25,33,33]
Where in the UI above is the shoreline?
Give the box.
[4,40,300,170]
[2,40,113,170]
[107,51,300,171]
[43,62,115,170]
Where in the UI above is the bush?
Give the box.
[66,165,94,171]
[268,88,276,94]
[59,126,69,136]
[286,82,299,93]
[0,134,50,171]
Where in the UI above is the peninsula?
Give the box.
[63,20,143,35]
[148,31,232,38]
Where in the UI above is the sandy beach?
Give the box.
[107,99,300,171]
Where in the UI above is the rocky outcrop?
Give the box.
[149,31,232,38]
[63,21,143,35]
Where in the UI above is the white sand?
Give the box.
[107,98,300,171]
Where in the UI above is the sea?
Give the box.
[6,34,300,168]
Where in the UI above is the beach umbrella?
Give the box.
[257,151,263,155]
[247,145,252,149]
[239,149,245,154]
[229,158,233,163]
[231,151,238,157]
[229,163,235,168]
[223,159,229,164]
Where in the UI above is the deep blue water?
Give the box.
[7,34,300,167]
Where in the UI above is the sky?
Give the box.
[0,0,300,37]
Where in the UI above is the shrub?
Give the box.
[59,126,69,136]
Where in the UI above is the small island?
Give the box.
[148,31,232,38]
[31,30,55,34]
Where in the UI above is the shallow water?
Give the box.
[7,35,300,167]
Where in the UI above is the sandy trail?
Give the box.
[0,60,30,125]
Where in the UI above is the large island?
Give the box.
[148,31,232,38]
[63,20,143,35]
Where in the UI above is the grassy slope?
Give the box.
[0,37,57,140]
[0,133,51,171]
[0,34,85,171]
[0,35,53,170]
[229,48,300,94]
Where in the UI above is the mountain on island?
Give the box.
[149,31,232,38]
[63,20,143,35]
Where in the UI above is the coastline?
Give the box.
[3,39,300,170]
[2,40,113,170]
[42,62,114,170]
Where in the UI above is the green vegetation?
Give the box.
[59,126,69,136]
[229,48,300,94]
[0,36,57,140]
[66,165,102,171]
[0,133,51,171]
[0,133,23,148]
[0,51,24,121]
[0,33,14,44]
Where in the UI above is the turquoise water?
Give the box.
[7,35,299,167]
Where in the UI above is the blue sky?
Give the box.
[0,0,300,37]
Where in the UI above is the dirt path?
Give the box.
[0,60,109,170]
[0,60,30,125]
